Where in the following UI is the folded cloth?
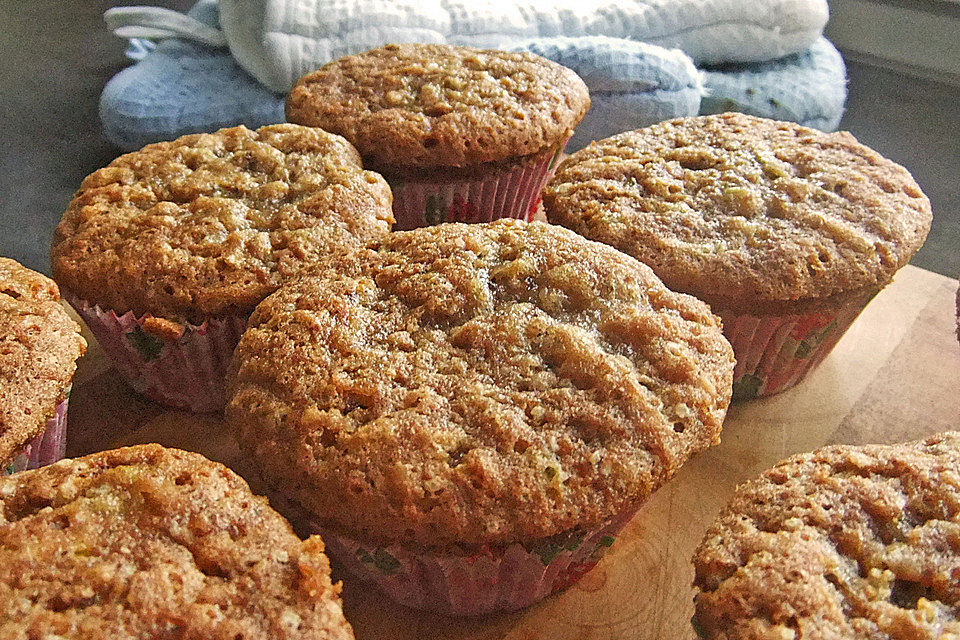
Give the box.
[218,0,829,93]
[514,37,701,149]
[99,2,845,151]
[100,0,284,150]
[700,37,846,131]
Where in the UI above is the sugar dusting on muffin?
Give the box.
[0,444,353,638]
[544,113,932,312]
[0,258,85,468]
[287,44,590,171]
[52,124,393,323]
[693,432,960,639]
[229,219,734,549]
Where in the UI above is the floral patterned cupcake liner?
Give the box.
[388,143,566,230]
[723,294,875,400]
[64,293,247,413]
[313,508,637,617]
[5,392,70,475]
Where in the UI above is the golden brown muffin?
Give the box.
[51,124,393,324]
[0,258,85,468]
[543,113,932,314]
[692,432,960,640]
[286,44,590,174]
[229,219,734,549]
[0,444,353,639]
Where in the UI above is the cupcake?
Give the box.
[0,444,353,638]
[51,124,393,412]
[692,432,960,639]
[286,44,589,230]
[0,258,85,474]
[228,219,734,615]
[543,113,932,399]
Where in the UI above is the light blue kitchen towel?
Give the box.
[514,37,702,149]
[700,37,846,131]
[99,3,846,150]
[100,0,284,150]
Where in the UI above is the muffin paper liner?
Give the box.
[723,295,874,400]
[388,144,565,230]
[64,292,247,412]
[313,508,637,616]
[5,393,69,475]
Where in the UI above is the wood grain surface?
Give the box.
[64,265,960,640]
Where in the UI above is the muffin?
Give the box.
[692,432,960,639]
[51,123,393,412]
[228,219,734,615]
[286,44,589,230]
[0,444,353,638]
[543,113,932,399]
[0,258,85,474]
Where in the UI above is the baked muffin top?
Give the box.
[543,113,932,312]
[228,220,734,549]
[693,432,960,640]
[51,124,393,323]
[0,258,85,468]
[286,44,590,172]
[0,444,353,639]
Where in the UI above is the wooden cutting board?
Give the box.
[65,264,960,640]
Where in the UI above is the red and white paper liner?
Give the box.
[64,293,247,413]
[313,509,637,617]
[5,393,69,475]
[722,294,875,400]
[388,144,565,230]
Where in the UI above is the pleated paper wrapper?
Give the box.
[314,509,637,617]
[389,145,565,230]
[65,292,247,412]
[5,394,69,474]
[723,295,873,400]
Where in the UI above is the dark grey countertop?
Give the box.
[0,0,191,275]
[2,1,957,280]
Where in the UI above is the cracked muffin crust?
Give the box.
[286,44,590,173]
[0,258,85,468]
[0,444,353,639]
[692,432,960,640]
[51,124,393,324]
[543,113,932,314]
[228,219,734,549]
